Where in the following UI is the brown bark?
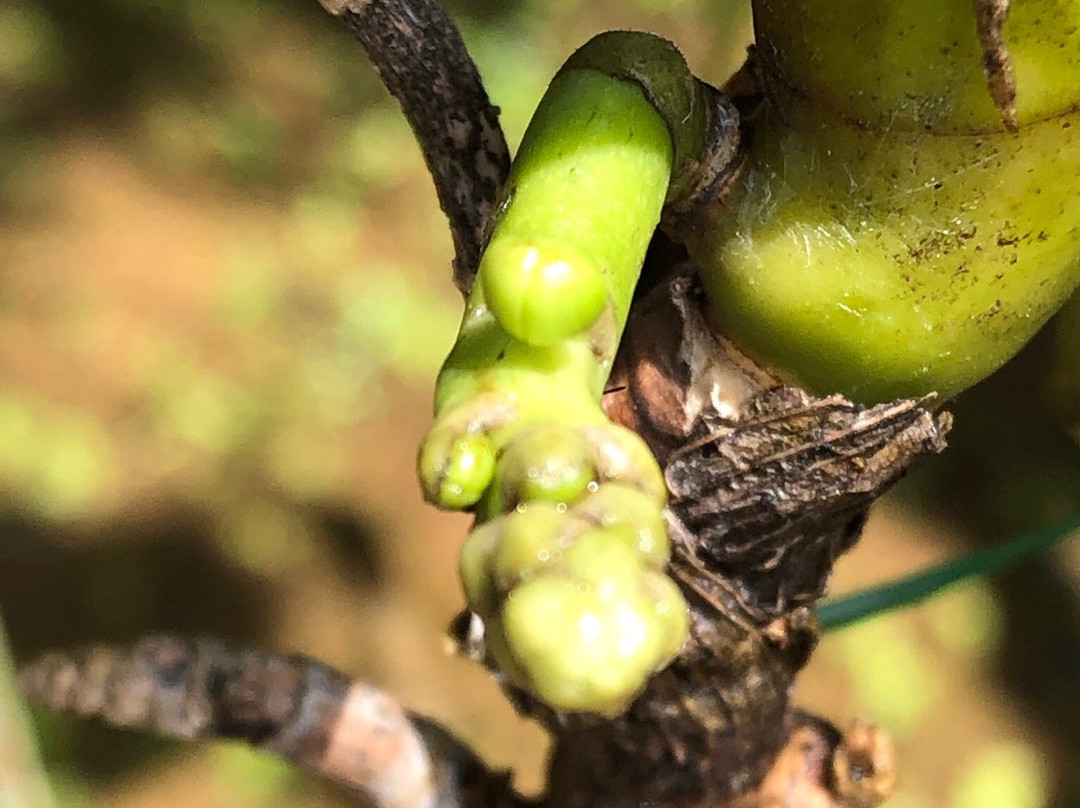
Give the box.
[18,636,509,808]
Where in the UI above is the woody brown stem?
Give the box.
[315,0,510,294]
[18,635,514,808]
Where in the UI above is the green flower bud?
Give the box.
[557,528,652,593]
[497,574,665,715]
[491,503,585,594]
[572,483,670,567]
[579,424,667,506]
[639,569,690,661]
[418,431,496,510]
[495,421,596,508]
[418,32,705,717]
[479,238,607,347]
[458,521,504,617]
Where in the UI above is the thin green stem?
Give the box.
[0,616,55,808]
[819,515,1080,631]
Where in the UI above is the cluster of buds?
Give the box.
[417,34,702,715]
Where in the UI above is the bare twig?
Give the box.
[18,635,512,808]
[0,616,55,808]
[316,0,511,293]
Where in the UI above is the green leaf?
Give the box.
[819,515,1080,631]
[0,615,56,808]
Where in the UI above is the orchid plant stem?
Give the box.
[0,616,55,808]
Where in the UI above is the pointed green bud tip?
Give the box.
[558,528,649,591]
[479,237,607,347]
[419,432,496,510]
[496,421,596,507]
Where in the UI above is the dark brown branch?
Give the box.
[18,635,513,808]
[316,0,511,293]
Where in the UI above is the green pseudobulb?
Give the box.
[697,0,1080,403]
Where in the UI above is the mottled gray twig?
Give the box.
[18,635,512,808]
[316,0,510,294]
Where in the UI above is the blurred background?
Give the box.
[2,0,1080,806]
